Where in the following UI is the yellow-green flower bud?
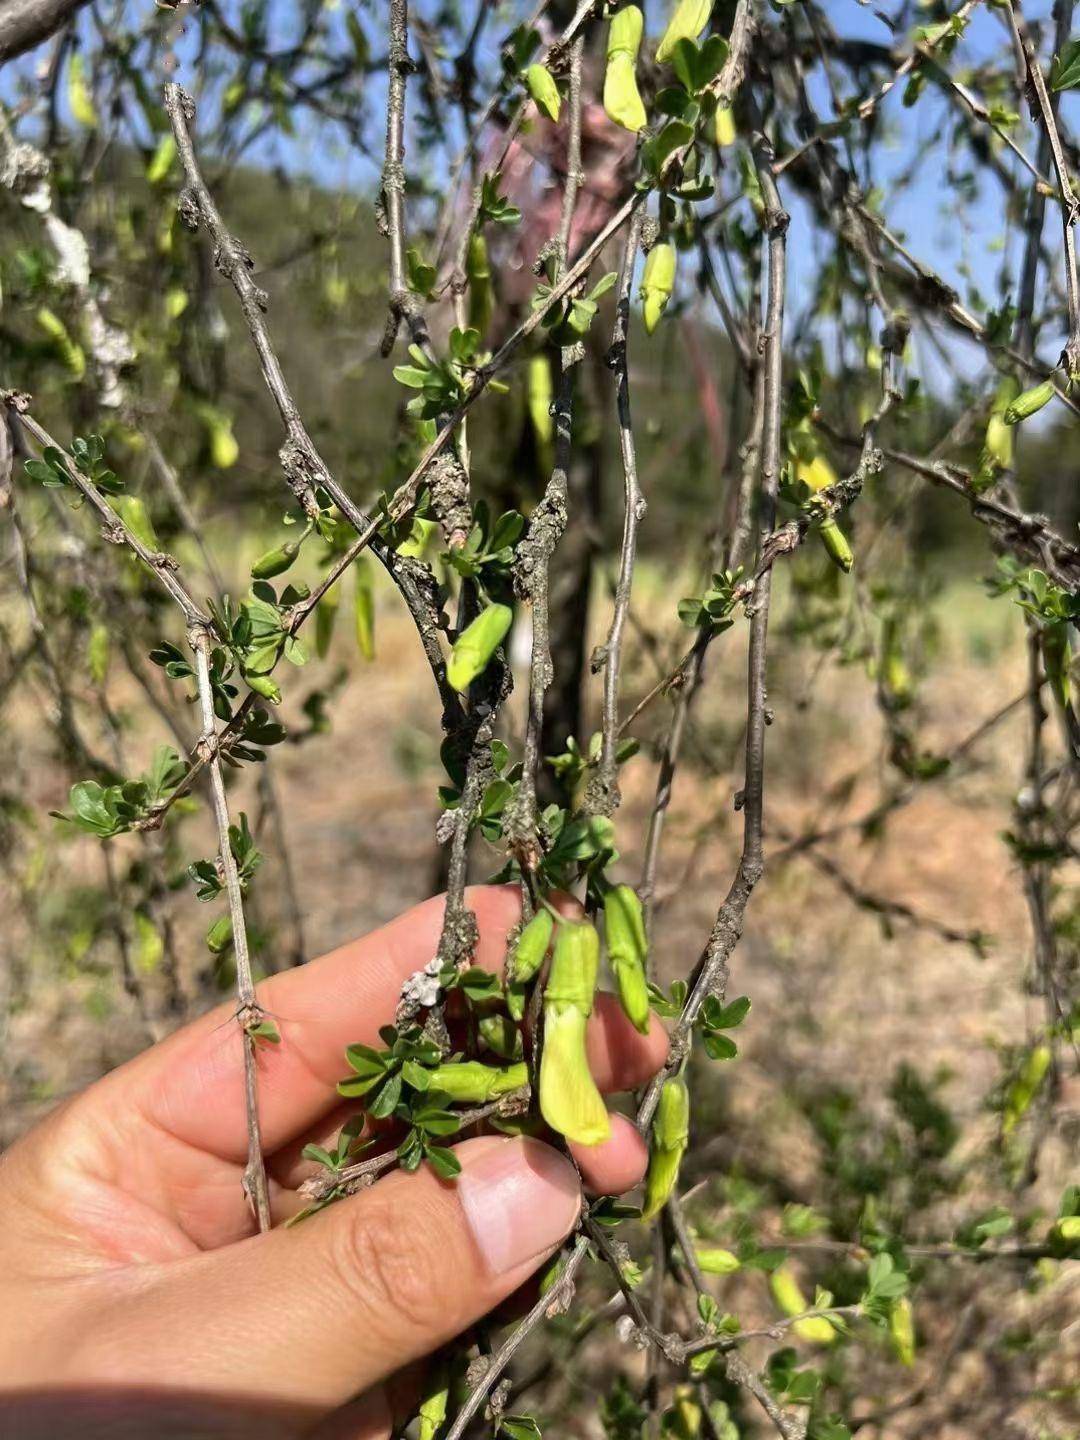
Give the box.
[695,1246,741,1275]
[795,453,838,493]
[641,242,676,335]
[527,353,554,450]
[87,622,110,685]
[466,232,493,336]
[251,538,301,579]
[525,63,561,122]
[988,375,1019,454]
[429,1061,528,1103]
[418,1360,448,1440]
[1003,378,1055,425]
[205,914,233,954]
[36,306,86,379]
[479,1013,525,1060]
[246,672,282,704]
[396,515,439,559]
[1050,1214,1080,1254]
[656,0,714,63]
[714,104,736,146]
[769,1265,837,1345]
[315,580,341,659]
[146,134,176,185]
[1043,624,1071,710]
[974,410,1013,492]
[641,1075,689,1219]
[1003,1041,1051,1134]
[447,602,512,692]
[354,556,376,661]
[604,884,651,1034]
[506,908,555,1021]
[540,919,610,1146]
[667,1387,701,1440]
[112,495,159,552]
[817,515,854,572]
[511,908,555,984]
[604,7,647,133]
[889,1296,916,1367]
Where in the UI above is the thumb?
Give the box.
[110,1136,581,1413]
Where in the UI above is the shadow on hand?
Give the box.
[0,1387,335,1439]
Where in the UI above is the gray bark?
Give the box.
[0,0,90,63]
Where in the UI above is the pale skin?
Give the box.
[0,885,668,1439]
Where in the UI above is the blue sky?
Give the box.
[5,0,1076,394]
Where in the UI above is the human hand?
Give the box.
[0,886,668,1438]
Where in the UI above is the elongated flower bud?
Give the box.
[112,495,159,552]
[246,672,282,704]
[979,374,1020,482]
[817,515,854,572]
[447,602,512,692]
[1003,378,1055,425]
[527,353,555,451]
[251,538,301,579]
[429,1061,528,1103]
[354,556,375,661]
[604,7,647,132]
[604,884,651,1034]
[668,1387,701,1440]
[36,306,86,379]
[889,1296,916,1367]
[1003,1041,1051,1134]
[641,242,676,335]
[478,1013,524,1060]
[769,1265,836,1345]
[1042,624,1071,710]
[539,920,610,1145]
[510,908,555,984]
[315,580,341,659]
[985,411,1012,467]
[974,407,1013,492]
[525,63,561,122]
[714,104,736,146]
[641,1076,689,1219]
[695,1246,741,1275]
[506,907,555,1021]
[466,232,493,336]
[206,914,233,954]
[656,0,714,63]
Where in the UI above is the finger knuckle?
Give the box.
[338,1197,439,1333]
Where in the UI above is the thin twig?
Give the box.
[191,627,271,1232]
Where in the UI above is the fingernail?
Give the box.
[458,1136,582,1276]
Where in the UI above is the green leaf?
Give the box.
[703,1032,737,1061]
[705,995,751,1029]
[301,1143,337,1169]
[401,1059,433,1091]
[642,119,694,177]
[500,1417,541,1440]
[427,1145,463,1180]
[1051,37,1080,89]
[368,1070,403,1119]
[69,781,118,836]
